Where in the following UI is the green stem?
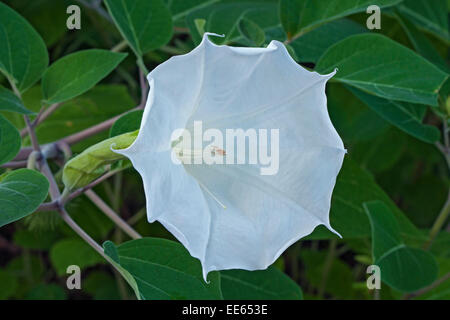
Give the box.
[425,191,450,250]
[318,239,337,299]
[137,56,149,75]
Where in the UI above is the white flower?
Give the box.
[114,33,346,280]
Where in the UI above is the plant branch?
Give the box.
[85,189,142,240]
[13,106,141,161]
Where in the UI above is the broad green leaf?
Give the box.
[0,114,21,165]
[6,255,44,299]
[351,127,407,174]
[398,0,449,42]
[289,19,366,64]
[31,85,134,153]
[238,18,265,46]
[0,86,33,114]
[316,34,449,106]
[327,83,389,144]
[50,238,105,276]
[6,0,67,47]
[347,86,440,143]
[378,246,439,293]
[364,201,439,292]
[42,50,127,104]
[104,0,173,56]
[187,2,279,45]
[103,241,141,300]
[363,201,403,260]
[0,169,49,228]
[62,130,138,190]
[396,13,449,72]
[0,2,48,92]
[0,270,17,300]
[307,159,423,241]
[279,0,303,39]
[103,238,223,300]
[25,284,67,300]
[220,267,302,299]
[13,228,62,250]
[166,0,220,21]
[110,109,143,137]
[414,258,450,300]
[282,0,401,37]
[83,271,121,300]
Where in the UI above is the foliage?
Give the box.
[0,0,448,300]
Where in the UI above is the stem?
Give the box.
[13,106,141,161]
[137,56,149,75]
[111,40,128,52]
[318,239,337,298]
[427,117,450,249]
[425,191,450,250]
[60,207,107,258]
[20,103,62,138]
[85,189,142,240]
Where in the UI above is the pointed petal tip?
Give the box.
[202,32,225,43]
[326,223,342,239]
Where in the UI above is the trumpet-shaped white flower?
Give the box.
[114,33,346,280]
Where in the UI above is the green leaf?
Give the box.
[62,130,138,190]
[103,238,223,300]
[282,0,401,37]
[220,267,302,299]
[32,85,135,153]
[187,2,279,45]
[8,0,67,47]
[327,83,389,144]
[398,0,449,42]
[50,238,105,276]
[363,201,403,260]
[279,0,303,40]
[110,109,143,137]
[13,228,61,250]
[0,270,18,299]
[396,12,449,73]
[0,2,48,92]
[347,86,440,143]
[308,159,423,241]
[289,19,366,64]
[104,0,173,56]
[25,284,67,300]
[167,0,220,21]
[0,114,21,165]
[238,18,265,46]
[0,86,33,114]
[378,246,439,293]
[0,168,49,228]
[83,271,121,300]
[316,34,449,106]
[42,50,127,104]
[364,201,439,292]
